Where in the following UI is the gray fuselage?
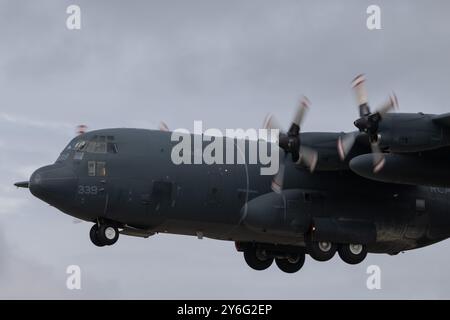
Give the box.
[28,128,450,255]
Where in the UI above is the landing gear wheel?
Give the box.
[275,253,305,273]
[306,239,337,262]
[243,247,274,271]
[338,244,367,265]
[97,225,119,246]
[89,224,105,247]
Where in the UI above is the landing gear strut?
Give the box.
[90,223,119,247]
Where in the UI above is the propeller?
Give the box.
[159,121,170,132]
[264,96,318,193]
[337,74,398,172]
[76,124,88,135]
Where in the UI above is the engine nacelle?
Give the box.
[378,113,449,153]
[350,153,450,187]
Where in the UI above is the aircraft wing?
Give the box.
[433,113,450,127]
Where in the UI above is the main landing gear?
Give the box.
[90,223,119,247]
[337,243,367,265]
[306,232,368,265]
[306,239,337,262]
[237,243,306,273]
[236,241,368,273]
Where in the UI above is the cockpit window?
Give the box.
[81,136,118,154]
[55,139,79,163]
[56,153,69,162]
[107,142,118,153]
[74,140,87,151]
[86,141,107,153]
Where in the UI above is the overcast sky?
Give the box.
[1,0,450,299]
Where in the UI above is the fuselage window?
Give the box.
[87,161,107,177]
[96,161,106,176]
[88,161,96,176]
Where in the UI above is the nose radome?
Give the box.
[29,165,78,206]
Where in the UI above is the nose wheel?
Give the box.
[90,224,119,247]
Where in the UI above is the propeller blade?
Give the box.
[263,113,283,132]
[159,121,170,132]
[271,154,286,194]
[337,132,358,160]
[371,142,386,173]
[294,96,310,127]
[376,92,399,116]
[351,74,370,116]
[288,96,310,136]
[298,145,318,172]
[76,124,88,135]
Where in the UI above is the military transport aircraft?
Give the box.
[14,74,450,273]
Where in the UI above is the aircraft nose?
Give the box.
[29,165,78,206]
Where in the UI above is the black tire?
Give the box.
[243,247,273,271]
[89,224,105,247]
[97,225,119,246]
[338,244,367,265]
[275,253,305,273]
[306,239,337,262]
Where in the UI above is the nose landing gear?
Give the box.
[90,223,119,247]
